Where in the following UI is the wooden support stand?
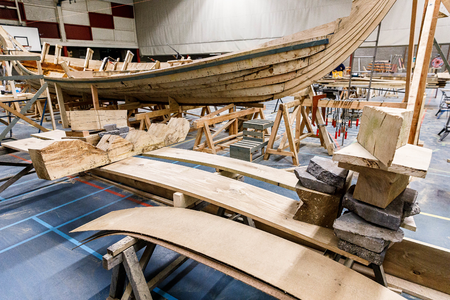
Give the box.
[192,104,265,154]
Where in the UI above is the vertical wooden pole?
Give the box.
[37,61,56,130]
[54,83,69,128]
[408,0,441,145]
[404,0,418,102]
[91,85,100,110]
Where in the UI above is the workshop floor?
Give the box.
[0,87,448,300]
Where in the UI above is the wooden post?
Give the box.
[37,61,56,130]
[122,50,134,71]
[122,247,153,300]
[404,0,418,102]
[54,44,63,64]
[40,42,50,62]
[91,85,100,110]
[407,0,440,145]
[54,83,69,128]
[84,48,94,70]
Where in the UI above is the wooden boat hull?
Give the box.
[13,0,396,105]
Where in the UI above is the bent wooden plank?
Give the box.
[97,157,371,264]
[143,148,299,191]
[73,207,402,300]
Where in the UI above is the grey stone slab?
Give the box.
[118,127,130,134]
[338,239,388,265]
[98,131,107,138]
[119,133,128,139]
[334,229,390,253]
[333,212,404,242]
[307,156,348,189]
[403,202,420,218]
[104,124,117,131]
[294,166,336,194]
[343,185,402,230]
[402,188,419,217]
[107,130,120,136]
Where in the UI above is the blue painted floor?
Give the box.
[0,89,449,299]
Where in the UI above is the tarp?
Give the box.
[134,0,450,56]
[135,0,352,56]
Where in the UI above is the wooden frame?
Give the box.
[192,105,265,154]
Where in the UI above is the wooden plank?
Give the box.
[66,110,128,131]
[357,106,413,166]
[332,142,432,178]
[298,98,408,109]
[401,216,417,232]
[31,130,67,140]
[407,0,440,144]
[384,238,450,295]
[0,54,41,61]
[91,85,100,110]
[54,83,69,128]
[96,157,377,264]
[73,207,402,300]
[3,137,55,152]
[143,148,299,191]
[193,108,260,128]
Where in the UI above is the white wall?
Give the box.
[134,0,353,56]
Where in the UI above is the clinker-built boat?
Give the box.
[3,0,396,105]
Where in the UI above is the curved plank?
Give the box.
[143,148,299,191]
[73,207,402,300]
[98,157,370,264]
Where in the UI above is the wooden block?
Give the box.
[107,236,139,257]
[65,130,90,137]
[125,129,164,153]
[29,139,110,180]
[332,142,431,178]
[357,106,413,166]
[173,192,197,208]
[61,134,101,145]
[294,171,352,228]
[96,134,134,161]
[67,110,127,131]
[401,216,416,232]
[353,167,410,209]
[164,118,190,146]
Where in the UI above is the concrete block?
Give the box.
[404,202,420,218]
[119,133,128,139]
[98,131,107,138]
[343,185,409,230]
[307,156,348,189]
[333,212,404,242]
[118,127,130,134]
[103,124,117,131]
[294,166,336,194]
[334,229,390,253]
[338,239,388,265]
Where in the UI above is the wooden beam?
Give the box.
[298,98,407,109]
[404,0,418,102]
[407,0,441,144]
[0,102,48,132]
[54,83,69,128]
[91,85,100,110]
